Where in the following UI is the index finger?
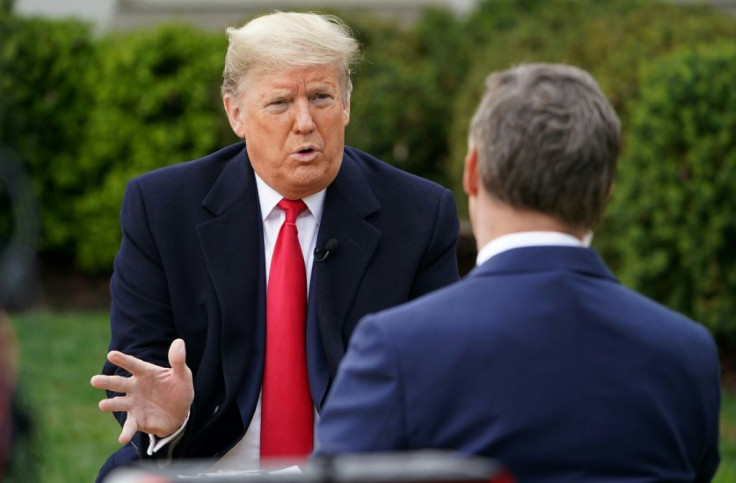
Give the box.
[106,350,154,375]
[90,374,133,394]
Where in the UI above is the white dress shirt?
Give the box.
[476,231,592,267]
[148,173,325,466]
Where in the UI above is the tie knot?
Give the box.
[277,198,307,224]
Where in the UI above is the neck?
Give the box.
[471,191,588,251]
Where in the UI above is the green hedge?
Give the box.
[605,43,736,340]
[446,0,736,211]
[3,1,736,343]
[344,8,470,188]
[0,0,12,16]
[0,17,96,254]
[73,24,236,271]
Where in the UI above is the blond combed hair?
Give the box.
[221,11,360,102]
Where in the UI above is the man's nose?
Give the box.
[293,99,316,133]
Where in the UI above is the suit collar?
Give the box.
[324,149,380,218]
[201,144,251,216]
[200,143,379,219]
[470,245,618,283]
[476,231,587,266]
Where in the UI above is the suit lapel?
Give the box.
[194,147,384,411]
[196,147,265,406]
[312,151,381,379]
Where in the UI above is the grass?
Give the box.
[720,390,736,483]
[7,310,120,482]
[5,310,736,482]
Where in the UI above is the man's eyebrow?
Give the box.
[307,82,336,91]
[260,90,291,101]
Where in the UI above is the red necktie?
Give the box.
[261,198,313,459]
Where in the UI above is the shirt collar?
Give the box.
[254,172,326,222]
[476,231,592,266]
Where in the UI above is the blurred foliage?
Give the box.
[343,7,471,187]
[0,17,96,255]
[446,0,736,208]
[73,24,237,270]
[604,43,736,341]
[1,0,736,344]
[0,0,12,16]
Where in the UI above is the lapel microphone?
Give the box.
[314,238,338,262]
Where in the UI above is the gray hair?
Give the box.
[469,63,620,229]
[221,11,360,103]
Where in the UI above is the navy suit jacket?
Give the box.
[317,246,721,482]
[98,142,459,477]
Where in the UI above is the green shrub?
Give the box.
[604,43,736,340]
[6,0,736,290]
[0,17,96,254]
[446,0,736,213]
[0,0,12,16]
[73,23,236,271]
[343,7,470,187]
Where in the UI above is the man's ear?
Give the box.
[463,144,480,197]
[223,95,246,139]
[342,97,351,127]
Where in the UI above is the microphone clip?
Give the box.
[314,238,338,262]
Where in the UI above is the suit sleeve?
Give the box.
[409,188,460,299]
[316,314,406,454]
[103,178,177,457]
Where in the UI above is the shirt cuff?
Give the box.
[146,411,190,456]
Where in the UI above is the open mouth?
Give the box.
[293,147,318,160]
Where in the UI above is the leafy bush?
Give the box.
[446,0,736,213]
[344,7,470,187]
[5,0,736,303]
[0,0,12,16]
[604,43,736,340]
[73,23,236,271]
[0,17,96,254]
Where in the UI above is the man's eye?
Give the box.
[312,93,333,104]
[266,100,289,112]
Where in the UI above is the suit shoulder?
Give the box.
[344,145,450,197]
[630,287,717,347]
[361,277,470,334]
[133,141,244,191]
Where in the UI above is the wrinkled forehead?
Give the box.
[235,62,348,96]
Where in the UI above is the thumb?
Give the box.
[168,338,188,375]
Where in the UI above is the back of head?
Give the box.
[221,11,360,101]
[469,63,620,230]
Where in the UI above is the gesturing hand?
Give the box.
[91,338,194,444]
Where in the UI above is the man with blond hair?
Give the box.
[316,63,721,481]
[92,11,459,480]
